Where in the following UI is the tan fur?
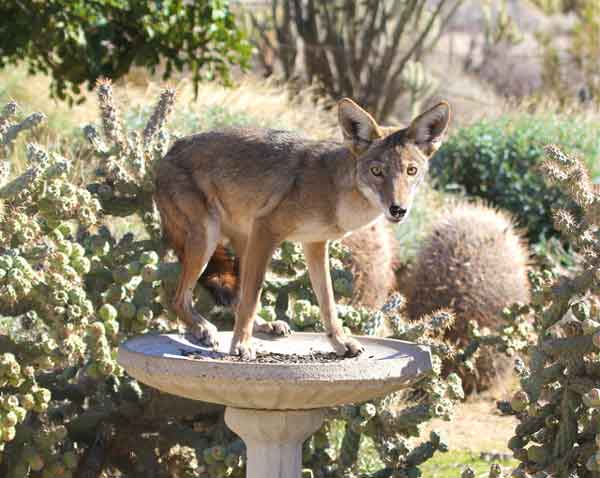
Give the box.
[154,99,451,358]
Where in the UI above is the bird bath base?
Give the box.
[117,331,432,478]
[225,407,325,478]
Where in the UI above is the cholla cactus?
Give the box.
[85,78,176,240]
[503,145,600,477]
[481,0,523,48]
[300,301,467,477]
[0,101,45,154]
[401,61,439,119]
[0,88,470,478]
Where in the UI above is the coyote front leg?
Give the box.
[230,223,278,359]
[228,233,290,338]
[173,219,220,347]
[303,241,364,357]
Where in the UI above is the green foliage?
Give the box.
[531,236,580,274]
[431,114,600,242]
[0,83,472,477]
[504,145,600,477]
[0,0,251,102]
[420,451,516,478]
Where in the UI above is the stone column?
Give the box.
[225,407,326,478]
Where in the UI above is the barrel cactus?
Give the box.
[400,60,439,119]
[341,217,398,310]
[404,201,531,393]
[0,80,470,478]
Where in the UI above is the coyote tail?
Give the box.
[199,244,240,307]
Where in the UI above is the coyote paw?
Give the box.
[187,321,220,349]
[329,333,364,357]
[254,319,291,337]
[230,337,256,360]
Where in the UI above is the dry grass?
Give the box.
[0,65,97,130]
[0,64,339,142]
[93,70,338,140]
[500,93,600,120]
[5,59,600,148]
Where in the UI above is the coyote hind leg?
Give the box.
[230,222,279,359]
[173,215,221,348]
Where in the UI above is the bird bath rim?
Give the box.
[118,331,432,373]
[117,332,433,410]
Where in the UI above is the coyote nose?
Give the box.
[389,205,407,218]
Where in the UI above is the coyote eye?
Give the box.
[370,166,383,177]
[407,166,418,176]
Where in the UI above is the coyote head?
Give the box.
[338,98,451,223]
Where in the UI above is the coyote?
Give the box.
[154,99,451,359]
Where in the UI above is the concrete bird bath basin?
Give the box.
[118,332,432,478]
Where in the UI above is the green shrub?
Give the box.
[0,0,251,102]
[431,114,600,242]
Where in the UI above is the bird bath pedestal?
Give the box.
[117,332,432,478]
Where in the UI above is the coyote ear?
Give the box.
[407,101,451,157]
[338,98,382,155]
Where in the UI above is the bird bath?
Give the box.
[117,331,432,478]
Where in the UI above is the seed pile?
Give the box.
[180,349,371,363]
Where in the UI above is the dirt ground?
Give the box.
[423,379,519,454]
